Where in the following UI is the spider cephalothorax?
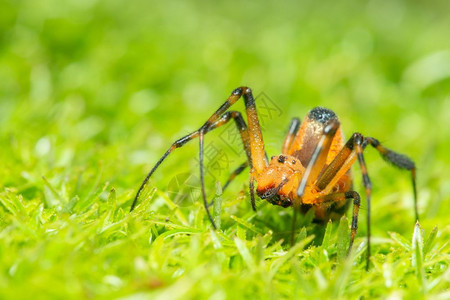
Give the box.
[131,86,418,270]
[256,155,304,207]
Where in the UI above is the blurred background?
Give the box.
[2,0,449,223]
[0,0,449,296]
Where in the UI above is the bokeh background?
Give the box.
[0,0,449,298]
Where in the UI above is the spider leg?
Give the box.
[315,191,361,253]
[365,137,418,221]
[291,119,339,245]
[222,161,249,192]
[296,119,340,202]
[220,152,270,210]
[198,132,215,225]
[315,134,359,193]
[200,111,252,220]
[354,139,372,271]
[282,117,301,154]
[313,133,371,269]
[132,110,251,224]
[130,131,198,212]
[199,87,268,216]
[201,89,267,216]
[315,133,416,270]
[131,87,267,228]
[291,204,299,246]
[290,191,361,250]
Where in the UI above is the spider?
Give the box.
[130,87,418,269]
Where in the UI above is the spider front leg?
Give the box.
[131,87,268,230]
[290,119,340,245]
[200,88,268,217]
[133,110,252,227]
[315,191,361,252]
[365,137,418,221]
[316,133,417,270]
[296,119,341,200]
[199,111,253,224]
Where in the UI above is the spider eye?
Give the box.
[278,155,286,163]
[271,156,275,160]
[292,160,296,164]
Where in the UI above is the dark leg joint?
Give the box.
[242,87,252,94]
[232,87,243,96]
[345,191,361,206]
[249,179,257,212]
[242,88,255,106]
[174,138,188,148]
[230,111,247,131]
[345,132,363,150]
[368,137,380,147]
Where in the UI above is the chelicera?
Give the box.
[130,87,418,269]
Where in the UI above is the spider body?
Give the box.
[255,107,353,222]
[131,87,418,269]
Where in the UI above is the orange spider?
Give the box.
[130,87,418,269]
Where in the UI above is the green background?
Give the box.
[0,0,449,298]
